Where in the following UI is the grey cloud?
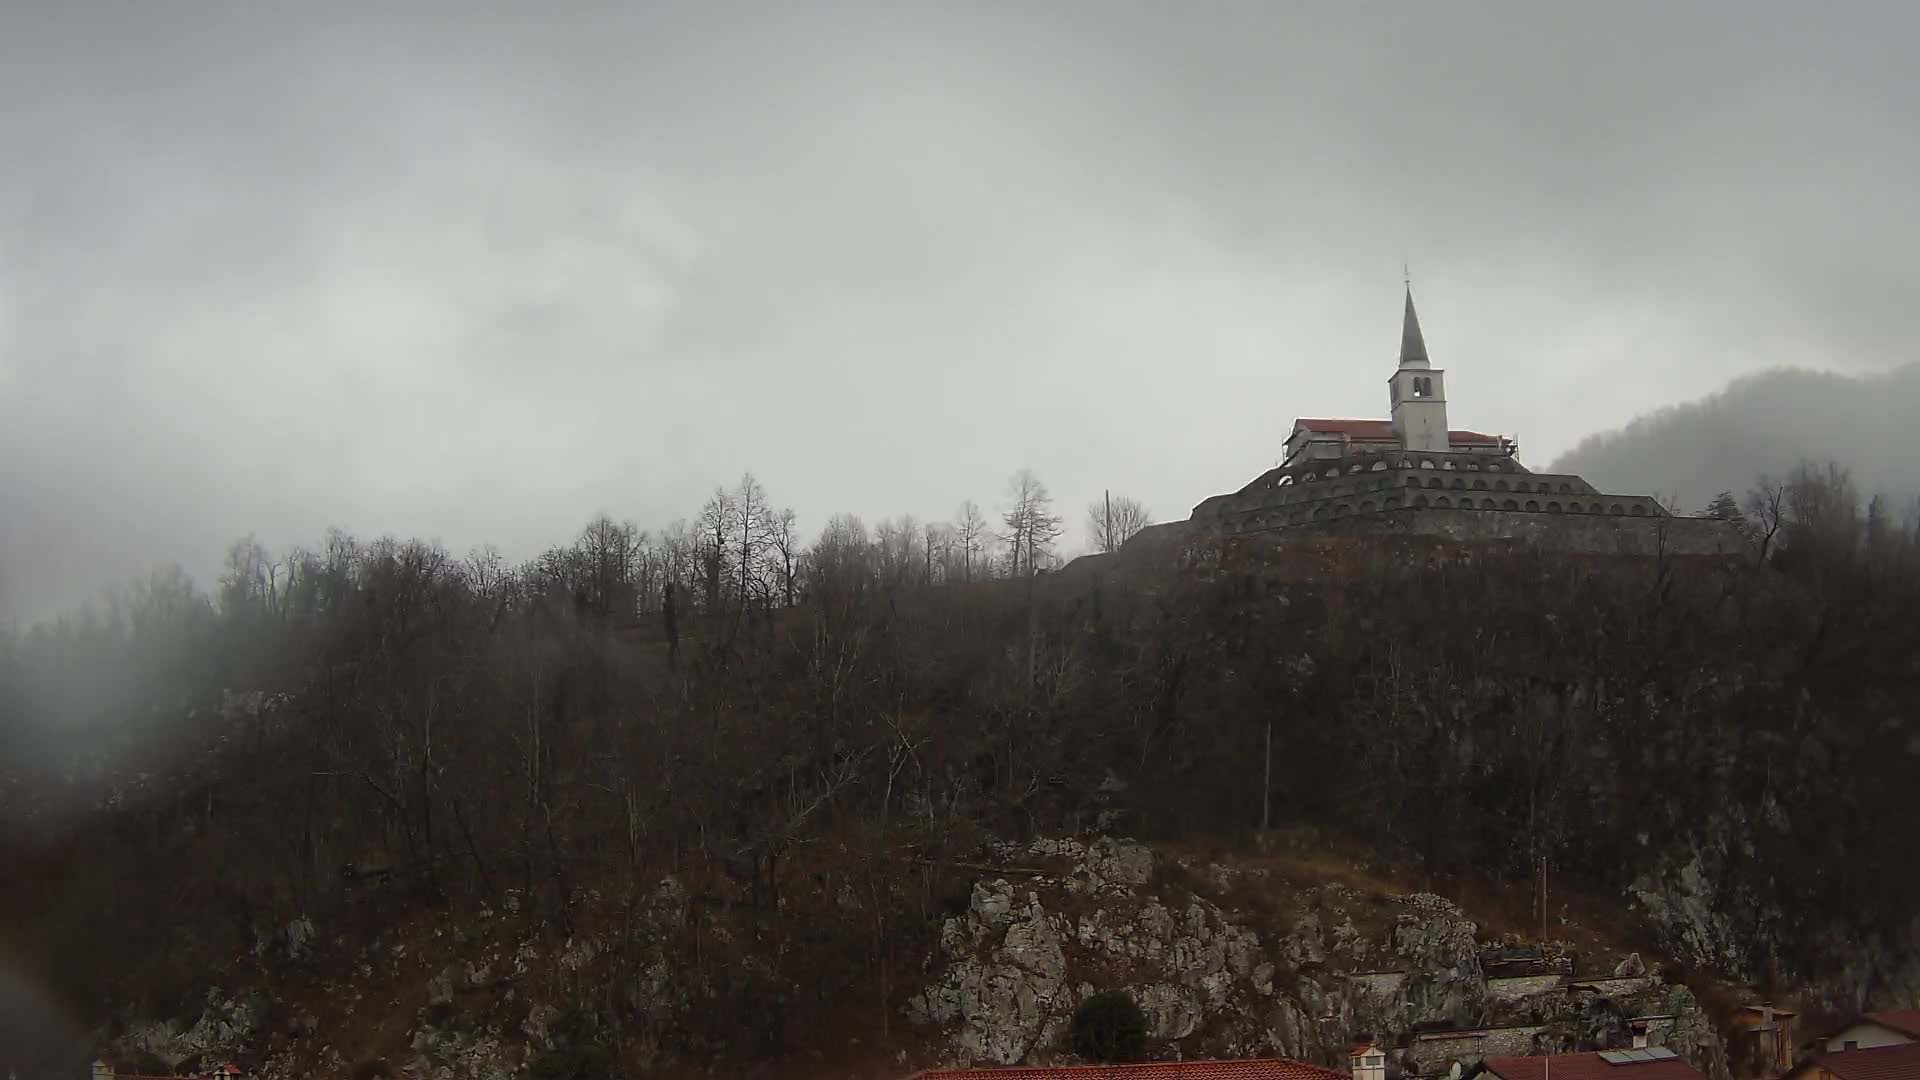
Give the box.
[3,1,1917,624]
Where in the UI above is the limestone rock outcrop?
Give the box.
[908,836,1727,1080]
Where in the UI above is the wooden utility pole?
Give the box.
[1261,718,1273,833]
[1105,489,1112,553]
[1539,856,1549,938]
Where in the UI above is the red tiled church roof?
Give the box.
[1291,418,1505,445]
[1865,1010,1920,1038]
[1809,1043,1920,1080]
[903,1058,1351,1080]
[1482,1053,1706,1080]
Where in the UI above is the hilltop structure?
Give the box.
[1137,288,1743,556]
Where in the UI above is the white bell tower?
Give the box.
[1389,285,1450,452]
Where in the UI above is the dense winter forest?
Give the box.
[1,461,1917,1074]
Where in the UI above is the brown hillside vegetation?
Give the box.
[2,464,1918,1075]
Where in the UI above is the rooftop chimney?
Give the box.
[1353,1044,1388,1080]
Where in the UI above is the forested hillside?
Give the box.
[1550,365,1920,513]
[2,464,1918,1077]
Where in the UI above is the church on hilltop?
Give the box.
[1138,287,1743,556]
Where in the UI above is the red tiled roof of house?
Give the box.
[902,1058,1351,1080]
[1291,418,1505,445]
[1866,1010,1920,1038]
[1810,1043,1920,1080]
[1482,1053,1706,1080]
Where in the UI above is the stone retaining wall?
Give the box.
[1487,973,1570,1003]
[1227,508,1746,557]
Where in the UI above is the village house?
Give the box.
[1773,1012,1920,1080]
[1819,1012,1920,1053]
[1784,1042,1920,1080]
[1466,1049,1708,1080]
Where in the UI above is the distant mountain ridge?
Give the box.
[1549,365,1920,514]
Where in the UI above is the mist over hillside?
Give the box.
[1549,365,1920,513]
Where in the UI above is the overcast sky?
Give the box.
[2,1,1916,624]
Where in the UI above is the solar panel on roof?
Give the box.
[1600,1052,1634,1065]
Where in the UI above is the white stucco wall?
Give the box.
[1825,1022,1913,1052]
[1390,368,1449,452]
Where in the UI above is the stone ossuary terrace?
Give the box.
[1143,286,1742,556]
[1192,442,1668,538]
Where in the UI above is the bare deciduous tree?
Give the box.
[697,488,736,610]
[1784,461,1861,558]
[576,514,645,625]
[808,514,872,598]
[875,515,924,587]
[766,507,803,607]
[954,501,988,582]
[1744,475,1789,561]
[1086,493,1153,553]
[1000,468,1063,577]
[923,522,952,585]
[219,535,276,618]
[734,473,775,609]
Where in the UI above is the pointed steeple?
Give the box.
[1399,285,1430,369]
[1389,281,1448,451]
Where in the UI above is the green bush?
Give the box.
[1070,990,1148,1063]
